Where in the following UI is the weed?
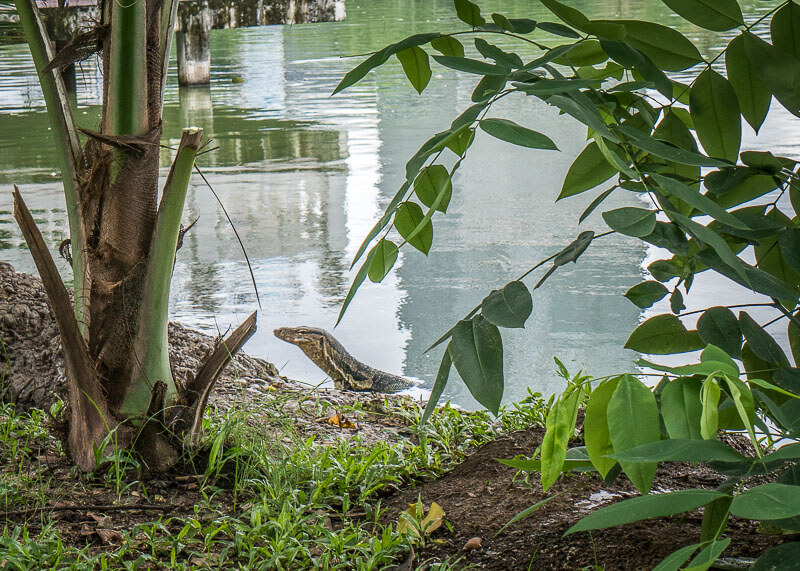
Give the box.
[0,388,548,569]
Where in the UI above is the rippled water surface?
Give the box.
[0,1,795,408]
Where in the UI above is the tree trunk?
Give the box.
[12,0,257,471]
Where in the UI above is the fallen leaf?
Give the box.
[96,528,123,544]
[88,512,112,527]
[463,537,482,551]
[327,414,356,429]
[79,523,94,537]
[189,554,218,566]
[421,502,445,533]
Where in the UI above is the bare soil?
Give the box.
[381,427,792,570]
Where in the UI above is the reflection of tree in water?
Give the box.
[297,178,348,307]
[183,226,222,314]
[317,245,347,308]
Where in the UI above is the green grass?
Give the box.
[0,391,549,570]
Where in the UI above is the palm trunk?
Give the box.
[12,0,257,471]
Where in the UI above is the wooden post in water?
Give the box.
[176,0,212,86]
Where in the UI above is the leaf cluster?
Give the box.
[333,1,800,567]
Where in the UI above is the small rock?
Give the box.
[463,537,482,551]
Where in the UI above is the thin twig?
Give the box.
[194,164,262,309]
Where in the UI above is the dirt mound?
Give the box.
[382,426,786,570]
[0,261,280,409]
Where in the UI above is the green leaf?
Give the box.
[540,0,590,30]
[333,33,440,95]
[701,495,733,543]
[579,187,617,223]
[513,78,605,96]
[414,165,453,213]
[701,344,739,377]
[554,230,595,266]
[624,281,669,309]
[555,40,610,67]
[701,376,721,439]
[367,239,398,282]
[730,483,800,519]
[547,94,620,143]
[445,127,475,156]
[433,55,509,76]
[642,222,690,256]
[652,110,701,187]
[756,231,800,301]
[539,0,624,38]
[670,289,685,314]
[739,311,789,365]
[495,492,567,535]
[722,375,758,452]
[741,150,793,173]
[772,1,800,60]
[698,307,742,359]
[602,207,657,238]
[422,350,452,424]
[609,438,747,463]
[534,231,596,290]
[726,34,771,133]
[566,490,726,535]
[672,212,749,283]
[689,69,741,162]
[472,74,507,102]
[685,538,731,571]
[660,0,743,31]
[448,315,504,415]
[611,20,703,71]
[337,247,376,325]
[625,314,705,354]
[636,357,737,378]
[661,377,703,439]
[349,126,460,268]
[653,543,702,571]
[753,542,800,571]
[584,376,622,477]
[479,118,558,150]
[396,46,432,94]
[607,375,660,493]
[618,125,729,167]
[490,12,515,32]
[481,281,533,329]
[394,202,433,255]
[537,21,581,39]
[697,249,799,302]
[744,31,800,118]
[790,319,800,365]
[559,142,619,200]
[474,38,523,68]
[742,342,779,383]
[651,174,749,230]
[454,0,485,27]
[541,384,582,490]
[431,36,464,58]
[508,18,538,34]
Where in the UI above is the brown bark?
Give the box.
[14,188,117,471]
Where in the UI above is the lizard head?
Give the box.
[273,326,328,351]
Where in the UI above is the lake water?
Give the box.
[0,0,795,409]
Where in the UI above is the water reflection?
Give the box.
[0,1,790,408]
